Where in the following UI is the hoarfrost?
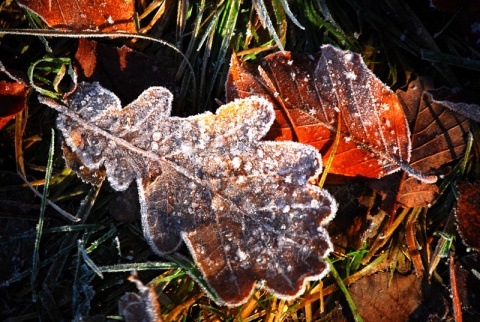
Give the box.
[40,82,337,307]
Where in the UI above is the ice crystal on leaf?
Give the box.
[39,82,337,306]
[227,45,437,183]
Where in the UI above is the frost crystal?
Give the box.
[40,82,337,307]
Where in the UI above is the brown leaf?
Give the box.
[17,0,136,32]
[371,77,471,210]
[39,82,337,306]
[227,45,434,182]
[348,272,449,321]
[119,275,161,322]
[425,87,480,122]
[455,182,480,251]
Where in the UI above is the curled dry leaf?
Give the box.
[39,82,337,306]
[17,0,136,32]
[226,45,435,183]
[371,77,471,211]
[425,87,480,122]
[119,275,161,322]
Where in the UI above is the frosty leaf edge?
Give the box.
[39,82,337,306]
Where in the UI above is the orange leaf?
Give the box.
[0,81,27,131]
[17,0,136,32]
[227,45,434,182]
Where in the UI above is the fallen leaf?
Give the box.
[425,87,480,122]
[227,45,434,182]
[455,182,480,251]
[0,61,29,131]
[348,272,449,322]
[119,275,161,322]
[0,80,27,131]
[17,0,136,32]
[39,82,337,306]
[371,77,471,210]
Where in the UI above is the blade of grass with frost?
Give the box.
[432,132,473,205]
[84,225,117,253]
[277,0,304,30]
[163,252,220,304]
[253,0,285,51]
[31,129,55,302]
[78,240,104,278]
[175,0,205,80]
[75,185,102,221]
[302,0,355,48]
[421,50,480,71]
[0,224,102,244]
[97,262,179,273]
[204,0,241,107]
[314,0,346,35]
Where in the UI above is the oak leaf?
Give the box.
[39,82,337,306]
[226,45,434,182]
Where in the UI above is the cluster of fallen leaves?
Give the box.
[1,0,480,321]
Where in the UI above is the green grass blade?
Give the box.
[78,240,104,279]
[327,257,363,322]
[31,129,55,302]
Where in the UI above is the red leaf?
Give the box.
[0,80,28,131]
[227,45,434,182]
[17,0,136,32]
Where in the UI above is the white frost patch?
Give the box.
[152,132,161,141]
[344,53,354,61]
[236,248,247,261]
[232,156,242,169]
[344,71,357,80]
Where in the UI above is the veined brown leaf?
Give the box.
[39,82,337,306]
[371,77,471,211]
[226,45,436,183]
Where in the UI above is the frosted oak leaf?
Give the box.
[39,82,337,306]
